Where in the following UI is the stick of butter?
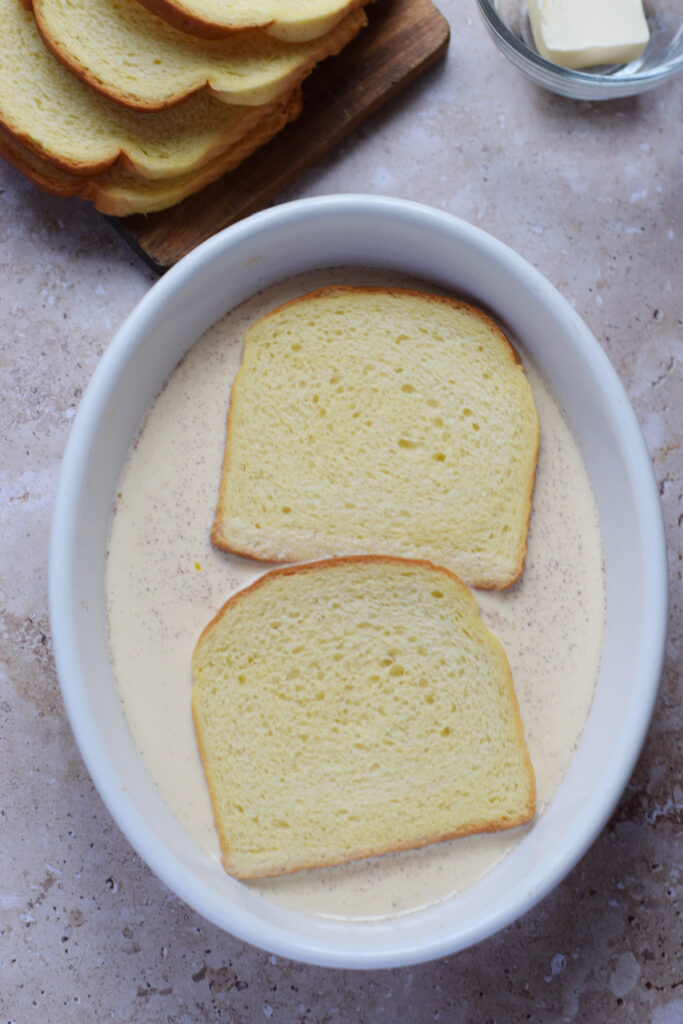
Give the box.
[527,0,650,69]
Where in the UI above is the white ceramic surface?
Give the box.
[48,195,667,969]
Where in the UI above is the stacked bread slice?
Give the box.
[135,0,369,40]
[0,0,368,214]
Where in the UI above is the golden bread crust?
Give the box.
[211,286,540,590]
[192,555,536,879]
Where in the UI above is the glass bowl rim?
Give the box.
[474,0,683,92]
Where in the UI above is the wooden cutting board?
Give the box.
[112,0,450,272]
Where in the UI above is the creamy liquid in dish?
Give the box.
[106,268,605,920]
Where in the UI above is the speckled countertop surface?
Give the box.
[1,2,681,1020]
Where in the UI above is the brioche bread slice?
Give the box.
[192,556,536,880]
[135,0,370,42]
[212,286,540,590]
[29,0,366,111]
[0,90,301,214]
[0,0,300,179]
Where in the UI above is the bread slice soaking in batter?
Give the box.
[211,286,540,590]
[191,556,536,880]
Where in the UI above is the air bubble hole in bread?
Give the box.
[191,556,536,879]
[211,286,540,589]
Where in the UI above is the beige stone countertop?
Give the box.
[1,2,681,1020]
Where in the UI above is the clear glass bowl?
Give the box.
[475,0,683,99]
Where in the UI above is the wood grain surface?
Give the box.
[112,0,450,272]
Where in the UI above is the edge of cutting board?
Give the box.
[112,0,450,272]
